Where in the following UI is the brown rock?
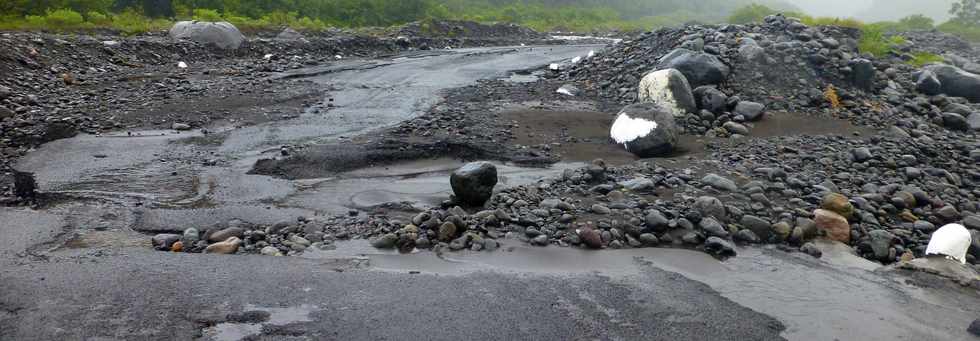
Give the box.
[205,237,241,254]
[814,209,851,244]
[171,241,183,252]
[208,227,244,243]
[579,227,603,249]
[61,73,75,85]
[900,251,914,262]
[438,222,457,242]
[821,193,854,219]
[899,210,918,222]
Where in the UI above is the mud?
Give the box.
[304,239,980,341]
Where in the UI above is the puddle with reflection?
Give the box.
[203,304,317,341]
[282,159,585,214]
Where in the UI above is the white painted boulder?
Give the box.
[925,224,972,264]
[610,103,678,157]
[637,69,696,117]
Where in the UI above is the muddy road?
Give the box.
[2,44,978,341]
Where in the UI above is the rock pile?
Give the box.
[556,14,980,137]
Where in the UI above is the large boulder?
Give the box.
[450,162,498,206]
[656,48,730,87]
[637,69,696,117]
[169,21,245,50]
[921,64,980,102]
[610,103,678,157]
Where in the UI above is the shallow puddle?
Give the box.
[284,159,586,213]
[203,304,317,341]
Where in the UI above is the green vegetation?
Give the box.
[943,0,980,41]
[907,52,945,66]
[857,24,908,56]
[0,0,802,35]
[0,0,977,44]
[727,3,806,25]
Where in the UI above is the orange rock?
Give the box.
[814,209,851,244]
[61,73,75,85]
[171,241,183,252]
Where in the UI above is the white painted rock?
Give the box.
[610,103,678,157]
[637,69,696,117]
[925,224,971,264]
[556,84,581,96]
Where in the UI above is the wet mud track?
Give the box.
[15,45,602,226]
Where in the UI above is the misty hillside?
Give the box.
[856,0,955,22]
[785,0,955,22]
[447,0,801,21]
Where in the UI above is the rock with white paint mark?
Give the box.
[925,224,971,264]
[637,69,696,117]
[609,103,678,157]
[556,84,581,96]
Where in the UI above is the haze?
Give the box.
[785,0,954,21]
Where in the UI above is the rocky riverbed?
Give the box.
[2,16,980,340]
[236,16,980,275]
[0,21,567,204]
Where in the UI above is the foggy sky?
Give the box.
[783,0,954,22]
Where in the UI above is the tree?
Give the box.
[951,0,980,26]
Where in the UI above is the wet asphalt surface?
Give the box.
[2,45,979,340]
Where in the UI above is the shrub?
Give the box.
[907,52,945,66]
[226,15,268,32]
[938,20,980,42]
[897,14,934,30]
[44,9,85,29]
[192,9,223,22]
[802,16,865,29]
[110,9,170,35]
[728,4,777,24]
[858,25,904,56]
[86,11,111,26]
[262,11,298,27]
[291,17,327,31]
[25,15,45,28]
